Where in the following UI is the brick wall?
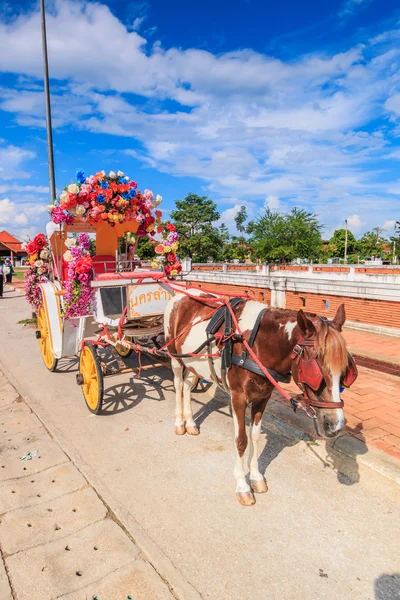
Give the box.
[187,280,400,329]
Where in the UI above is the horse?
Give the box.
[164,290,357,506]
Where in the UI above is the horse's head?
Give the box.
[291,304,357,439]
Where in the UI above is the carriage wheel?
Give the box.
[79,343,104,414]
[36,306,58,372]
[113,334,133,358]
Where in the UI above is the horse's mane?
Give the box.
[315,321,348,375]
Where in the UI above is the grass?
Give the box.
[13,267,26,281]
[17,318,37,328]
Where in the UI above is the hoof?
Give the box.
[175,425,186,436]
[250,479,268,494]
[236,491,256,506]
[185,425,200,436]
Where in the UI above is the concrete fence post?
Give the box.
[222,262,228,273]
[261,263,269,275]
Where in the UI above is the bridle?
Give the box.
[290,322,358,418]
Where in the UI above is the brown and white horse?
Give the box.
[164,291,352,506]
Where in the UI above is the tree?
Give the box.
[171,193,222,261]
[248,207,322,263]
[135,235,156,260]
[357,231,388,259]
[329,229,357,258]
[234,206,248,233]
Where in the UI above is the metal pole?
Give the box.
[344,219,348,264]
[40,0,56,204]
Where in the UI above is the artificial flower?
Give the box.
[154,194,162,206]
[163,245,172,253]
[63,250,73,262]
[40,249,49,259]
[117,170,124,177]
[109,171,117,179]
[76,205,86,216]
[65,238,77,248]
[155,244,164,254]
[167,253,176,263]
[60,190,69,202]
[67,183,80,194]
[166,223,176,232]
[34,259,44,268]
[151,261,159,269]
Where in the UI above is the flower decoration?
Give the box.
[24,234,52,310]
[152,222,182,277]
[63,233,94,320]
[49,169,157,231]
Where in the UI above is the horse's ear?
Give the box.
[332,304,346,332]
[297,310,316,338]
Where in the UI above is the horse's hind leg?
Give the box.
[183,368,199,435]
[172,358,185,435]
[248,398,269,494]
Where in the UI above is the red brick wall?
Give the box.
[187,281,400,329]
[188,281,271,304]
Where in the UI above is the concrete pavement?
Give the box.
[1,289,400,599]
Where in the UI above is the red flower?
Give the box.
[34,233,47,249]
[167,253,176,263]
[26,241,38,255]
[166,223,176,232]
[157,225,163,234]
[164,264,172,276]
[155,210,162,218]
[75,255,92,275]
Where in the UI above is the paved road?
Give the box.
[1,290,400,600]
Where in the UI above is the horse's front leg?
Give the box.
[248,397,270,494]
[232,395,255,506]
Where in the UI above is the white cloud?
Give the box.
[385,93,400,117]
[0,197,47,233]
[346,214,364,231]
[132,16,146,31]
[0,145,35,180]
[265,196,280,210]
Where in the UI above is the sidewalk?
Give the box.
[0,371,174,600]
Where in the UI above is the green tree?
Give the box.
[171,193,222,261]
[329,229,357,258]
[234,206,248,233]
[357,230,388,259]
[135,236,156,260]
[248,207,322,263]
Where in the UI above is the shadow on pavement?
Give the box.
[324,425,367,485]
[375,573,400,599]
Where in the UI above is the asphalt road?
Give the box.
[1,288,400,600]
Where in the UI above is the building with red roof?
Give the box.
[0,230,27,263]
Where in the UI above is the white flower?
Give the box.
[47,204,54,213]
[65,238,76,249]
[124,176,130,181]
[101,170,106,176]
[109,171,117,179]
[60,190,69,202]
[67,184,79,195]
[34,259,44,268]
[63,250,73,262]
[117,170,124,177]
[40,249,49,259]
[76,205,86,216]
[155,194,162,206]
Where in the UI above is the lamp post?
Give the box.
[40,0,56,204]
[344,219,348,264]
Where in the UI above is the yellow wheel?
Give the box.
[113,334,133,358]
[79,343,104,414]
[36,306,58,372]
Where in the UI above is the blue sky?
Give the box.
[0,0,400,242]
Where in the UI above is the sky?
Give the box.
[0,0,400,243]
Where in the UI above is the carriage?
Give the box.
[27,171,182,414]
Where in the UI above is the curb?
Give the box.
[0,360,202,600]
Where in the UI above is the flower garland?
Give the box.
[63,233,94,319]
[24,234,52,310]
[152,221,182,277]
[48,169,162,233]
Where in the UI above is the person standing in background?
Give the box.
[0,261,4,297]
[4,258,14,284]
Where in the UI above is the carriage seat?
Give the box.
[92,255,117,276]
